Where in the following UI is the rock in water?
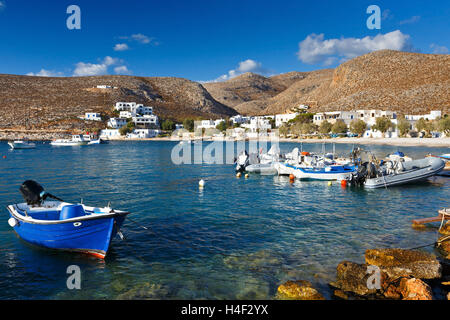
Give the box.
[277,280,325,300]
[398,278,432,300]
[437,235,450,259]
[365,248,442,279]
[329,261,378,296]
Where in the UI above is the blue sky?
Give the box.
[0,0,448,81]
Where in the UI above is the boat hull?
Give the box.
[8,142,36,149]
[7,207,127,258]
[364,158,445,188]
[246,163,278,175]
[278,163,356,181]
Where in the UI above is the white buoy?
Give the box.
[8,218,17,227]
[199,179,205,188]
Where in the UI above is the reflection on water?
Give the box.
[0,141,448,299]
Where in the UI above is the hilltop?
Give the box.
[0,75,236,131]
[0,50,448,133]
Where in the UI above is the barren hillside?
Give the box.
[0,75,236,130]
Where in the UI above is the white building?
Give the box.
[196,120,216,130]
[115,102,137,111]
[405,110,441,121]
[230,115,250,125]
[214,119,226,127]
[83,112,102,121]
[96,85,114,89]
[132,114,159,128]
[126,129,161,139]
[107,117,127,129]
[313,111,358,126]
[175,124,184,130]
[275,113,299,127]
[100,129,121,139]
[241,117,272,135]
[120,111,133,119]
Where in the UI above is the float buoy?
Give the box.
[245,174,249,179]
[289,174,295,182]
[2,155,6,159]
[236,172,242,178]
[199,179,205,188]
[8,218,17,227]
[328,181,332,186]
[341,180,347,187]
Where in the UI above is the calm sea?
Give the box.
[0,141,448,299]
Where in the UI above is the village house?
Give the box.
[107,117,127,129]
[82,112,102,121]
[132,114,160,128]
[275,113,299,127]
[126,129,161,139]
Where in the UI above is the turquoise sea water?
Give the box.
[0,141,448,299]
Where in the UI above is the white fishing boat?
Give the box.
[8,140,36,149]
[355,157,445,188]
[50,135,89,146]
[246,145,282,175]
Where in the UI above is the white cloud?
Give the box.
[211,59,269,82]
[430,44,449,54]
[73,56,123,76]
[382,9,393,21]
[26,69,64,77]
[114,43,129,51]
[297,30,412,65]
[399,16,421,25]
[114,65,130,74]
[119,33,155,45]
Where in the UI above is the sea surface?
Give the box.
[0,140,448,299]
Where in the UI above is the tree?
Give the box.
[373,117,394,134]
[278,124,289,137]
[300,122,317,135]
[397,118,411,137]
[349,119,367,137]
[415,118,433,136]
[161,119,175,131]
[269,118,276,129]
[216,121,228,132]
[331,120,348,134]
[438,117,450,136]
[183,119,195,132]
[288,113,314,125]
[319,120,332,135]
[119,121,134,135]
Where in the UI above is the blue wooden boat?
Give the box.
[6,181,130,259]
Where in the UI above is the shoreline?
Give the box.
[1,129,450,148]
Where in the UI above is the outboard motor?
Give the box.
[235,151,249,172]
[19,180,63,206]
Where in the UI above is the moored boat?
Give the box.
[6,180,130,259]
[354,157,445,188]
[50,134,89,146]
[8,140,36,149]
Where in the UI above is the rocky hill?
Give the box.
[0,75,236,130]
[204,50,450,116]
[0,50,448,133]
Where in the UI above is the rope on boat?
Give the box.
[406,234,450,250]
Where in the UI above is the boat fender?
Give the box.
[8,217,18,227]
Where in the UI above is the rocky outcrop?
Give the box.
[277,280,325,300]
[365,248,442,279]
[329,261,378,296]
[437,236,450,259]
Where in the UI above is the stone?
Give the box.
[116,282,170,300]
[333,290,348,300]
[398,278,432,300]
[277,280,325,300]
[447,292,450,300]
[329,261,377,296]
[365,248,441,279]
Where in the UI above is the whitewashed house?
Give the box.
[83,112,102,121]
[313,111,357,126]
[107,118,127,129]
[100,129,121,139]
[230,115,250,125]
[275,113,299,127]
[120,111,133,119]
[405,110,441,121]
[126,129,161,139]
[242,117,272,138]
[175,124,184,130]
[132,114,159,128]
[196,120,216,130]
